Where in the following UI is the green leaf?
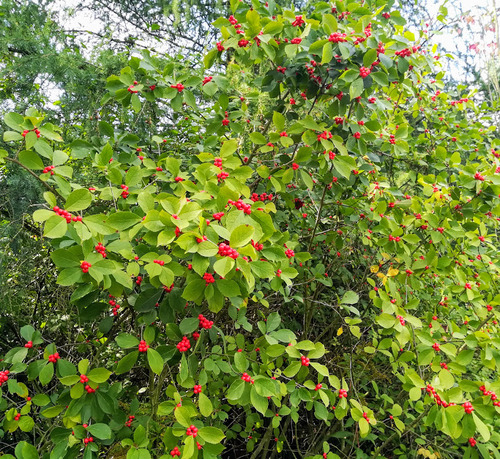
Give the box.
[87,423,112,440]
[311,362,329,377]
[227,379,245,401]
[19,150,44,170]
[40,405,64,418]
[179,317,199,335]
[249,132,267,144]
[229,225,255,248]
[174,405,191,427]
[115,351,139,374]
[250,386,268,414]
[198,392,213,417]
[213,258,235,277]
[349,77,364,99]
[342,291,359,304]
[87,368,112,383]
[107,212,141,230]
[116,333,140,349]
[31,394,50,406]
[322,42,333,64]
[199,426,225,444]
[371,72,388,86]
[59,375,80,386]
[283,361,301,377]
[234,352,248,372]
[39,362,54,385]
[50,249,80,268]
[216,279,241,297]
[43,215,67,238]
[363,48,378,67]
[18,416,35,432]
[472,413,490,441]
[147,348,164,375]
[273,111,286,131]
[4,112,24,130]
[359,418,370,437]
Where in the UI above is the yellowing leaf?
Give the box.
[370,265,379,273]
[387,268,399,277]
[337,327,343,336]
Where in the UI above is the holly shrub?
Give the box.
[1,0,500,458]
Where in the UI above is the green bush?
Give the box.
[1,1,500,458]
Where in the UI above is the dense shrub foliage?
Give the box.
[1,0,500,458]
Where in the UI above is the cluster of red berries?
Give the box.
[14,413,21,421]
[276,66,286,74]
[250,192,273,202]
[109,298,120,316]
[193,331,200,341]
[397,315,406,326]
[125,415,135,427]
[80,261,92,273]
[217,171,229,181]
[127,82,139,93]
[196,236,208,243]
[317,131,332,141]
[153,259,165,266]
[202,76,212,86]
[389,134,396,144]
[193,385,202,394]
[138,340,149,353]
[53,206,82,223]
[120,184,129,198]
[469,438,476,447]
[214,157,222,168]
[0,370,10,386]
[328,32,347,42]
[203,272,215,285]
[136,276,143,285]
[170,83,184,92]
[22,128,41,138]
[227,199,251,214]
[216,42,224,52]
[290,38,302,44]
[212,212,224,221]
[42,165,55,175]
[395,48,412,58]
[85,385,97,394]
[177,336,191,352]
[338,389,348,398]
[186,425,198,437]
[251,240,263,251]
[424,384,455,407]
[462,401,474,414]
[314,384,322,391]
[170,447,181,457]
[163,283,174,293]
[291,15,305,27]
[353,132,361,139]
[300,356,310,366]
[218,243,239,259]
[83,437,94,445]
[474,172,485,181]
[241,372,255,383]
[479,385,500,406]
[388,235,401,242]
[80,374,89,384]
[198,314,213,329]
[285,248,295,258]
[25,341,33,348]
[48,352,60,363]
[95,242,106,258]
[432,342,440,351]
